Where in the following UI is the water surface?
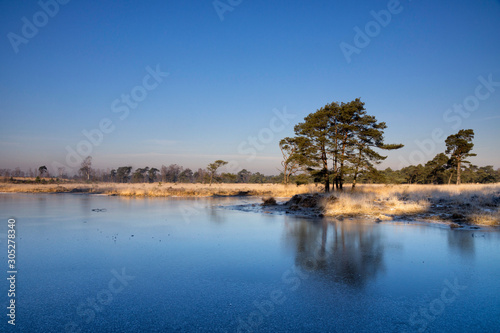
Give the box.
[1,193,499,332]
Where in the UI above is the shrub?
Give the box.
[262,197,277,206]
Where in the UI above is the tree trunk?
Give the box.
[352,164,359,190]
[339,132,347,191]
[324,170,330,193]
[333,124,340,191]
[322,150,330,193]
[283,164,288,184]
[456,158,461,185]
[352,150,362,190]
[339,162,344,191]
[333,141,338,191]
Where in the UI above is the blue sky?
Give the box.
[1,0,499,175]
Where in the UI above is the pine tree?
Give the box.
[290,107,332,192]
[445,129,476,185]
[350,114,403,189]
[207,160,228,185]
[283,98,403,192]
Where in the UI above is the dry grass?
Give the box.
[354,183,500,202]
[0,183,75,193]
[467,209,500,226]
[322,184,500,226]
[0,182,319,198]
[2,182,499,226]
[323,190,429,217]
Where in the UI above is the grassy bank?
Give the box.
[2,182,499,226]
[0,182,319,198]
[322,184,500,226]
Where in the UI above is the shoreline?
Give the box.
[2,182,499,228]
[226,198,498,230]
[0,182,318,198]
[228,187,500,229]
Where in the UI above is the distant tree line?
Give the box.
[367,160,500,185]
[1,110,498,186]
[0,159,289,185]
[105,164,286,184]
[349,129,493,185]
[2,159,499,186]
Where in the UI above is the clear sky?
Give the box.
[1,0,499,175]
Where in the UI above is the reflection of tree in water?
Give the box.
[447,231,475,258]
[37,195,48,215]
[284,218,385,288]
[79,195,92,218]
[209,202,226,224]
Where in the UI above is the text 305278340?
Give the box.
[7,218,17,326]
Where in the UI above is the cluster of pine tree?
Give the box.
[281,99,403,192]
[280,101,496,189]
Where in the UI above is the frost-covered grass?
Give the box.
[322,184,500,226]
[0,182,318,198]
[2,181,499,226]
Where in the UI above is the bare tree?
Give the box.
[57,167,66,179]
[194,168,208,183]
[13,167,22,177]
[278,138,301,185]
[79,156,92,181]
[161,164,183,183]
